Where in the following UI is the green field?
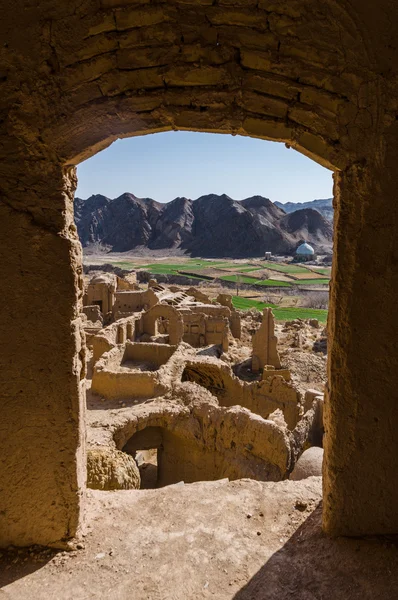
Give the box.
[232,296,328,322]
[296,279,330,286]
[272,307,328,322]
[140,263,193,274]
[89,259,330,289]
[311,268,331,276]
[137,261,235,273]
[232,297,277,310]
[236,267,264,272]
[219,275,291,287]
[255,279,292,287]
[219,274,264,284]
[262,262,309,274]
[218,265,263,272]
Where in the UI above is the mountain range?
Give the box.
[275,198,333,221]
[74,193,333,258]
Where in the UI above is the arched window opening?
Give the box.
[79,131,331,492]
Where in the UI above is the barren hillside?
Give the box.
[74,193,333,257]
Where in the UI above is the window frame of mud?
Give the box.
[75,131,335,489]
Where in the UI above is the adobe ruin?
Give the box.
[84,294,325,493]
[1,3,398,590]
[252,307,282,372]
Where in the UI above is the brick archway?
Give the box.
[1,0,398,547]
[142,304,184,345]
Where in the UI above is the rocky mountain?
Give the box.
[74,193,333,257]
[274,198,333,221]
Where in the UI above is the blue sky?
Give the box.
[76,131,333,204]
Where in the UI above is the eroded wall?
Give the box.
[115,399,292,485]
[183,359,300,430]
[91,343,176,400]
[112,288,159,319]
[92,315,137,362]
[0,169,86,547]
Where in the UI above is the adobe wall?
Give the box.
[157,428,280,487]
[112,397,292,484]
[323,154,398,535]
[92,358,161,400]
[91,343,176,400]
[185,287,212,304]
[189,305,231,319]
[182,312,229,350]
[230,311,242,340]
[86,275,117,315]
[1,0,398,544]
[82,304,103,325]
[252,308,281,372]
[91,341,181,400]
[122,340,176,368]
[141,304,184,345]
[0,169,86,547]
[116,274,137,290]
[112,288,158,318]
[204,317,229,352]
[183,359,300,430]
[92,315,137,363]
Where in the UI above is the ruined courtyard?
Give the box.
[83,271,326,491]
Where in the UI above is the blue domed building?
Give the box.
[295,242,315,262]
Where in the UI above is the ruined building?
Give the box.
[1,0,398,596]
[83,285,321,487]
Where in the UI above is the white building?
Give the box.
[296,242,315,261]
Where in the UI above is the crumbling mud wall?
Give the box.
[112,393,292,484]
[252,308,281,372]
[82,304,103,325]
[182,358,300,430]
[85,273,117,315]
[182,312,230,351]
[0,169,86,547]
[1,0,398,545]
[92,342,177,400]
[87,377,324,488]
[141,304,184,345]
[112,288,159,319]
[92,315,138,362]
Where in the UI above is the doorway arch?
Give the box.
[1,0,397,547]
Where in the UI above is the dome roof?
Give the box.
[89,273,116,285]
[296,242,315,255]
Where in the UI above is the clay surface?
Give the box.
[1,478,398,600]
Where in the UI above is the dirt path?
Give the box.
[1,477,397,600]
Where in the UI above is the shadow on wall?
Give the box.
[233,503,398,600]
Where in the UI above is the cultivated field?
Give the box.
[85,256,331,287]
[84,254,330,322]
[232,296,328,323]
